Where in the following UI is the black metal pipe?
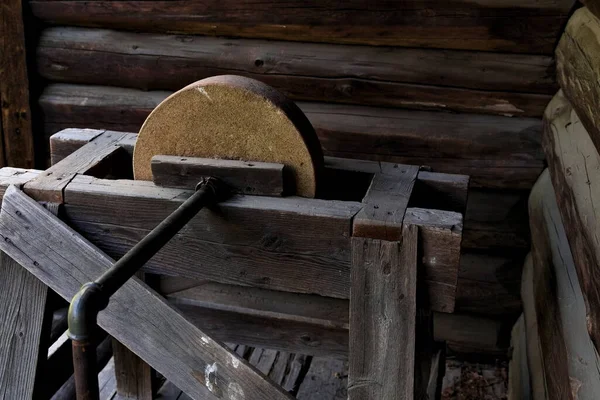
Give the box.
[68,178,226,400]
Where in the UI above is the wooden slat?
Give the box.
[0,185,292,400]
[36,27,555,117]
[353,165,419,240]
[151,155,285,196]
[0,252,50,400]
[556,7,600,156]
[542,91,600,355]
[112,340,153,400]
[348,225,417,399]
[29,0,576,53]
[0,0,34,167]
[39,84,545,189]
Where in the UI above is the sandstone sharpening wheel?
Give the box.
[132,75,324,197]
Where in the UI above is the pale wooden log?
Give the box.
[508,315,532,400]
[29,0,575,53]
[1,0,34,167]
[542,91,600,353]
[0,252,50,400]
[151,155,285,196]
[348,225,417,400]
[556,7,600,155]
[0,185,292,400]
[39,84,545,189]
[528,170,600,400]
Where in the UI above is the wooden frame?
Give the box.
[0,128,467,398]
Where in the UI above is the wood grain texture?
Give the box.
[29,0,576,53]
[542,91,600,354]
[353,166,419,241]
[0,252,49,400]
[0,0,35,168]
[36,27,555,117]
[24,129,130,202]
[39,84,545,189]
[528,170,600,400]
[556,7,600,156]
[112,339,153,400]
[0,185,292,400]
[151,155,285,196]
[349,225,418,400]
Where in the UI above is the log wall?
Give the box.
[21,0,577,361]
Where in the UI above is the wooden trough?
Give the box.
[0,128,467,399]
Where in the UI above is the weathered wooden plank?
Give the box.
[542,91,600,354]
[556,7,600,155]
[29,0,576,53]
[38,27,558,95]
[37,28,555,117]
[411,170,469,214]
[39,84,545,189]
[348,225,417,399]
[165,279,507,357]
[0,185,293,400]
[50,128,104,166]
[112,340,153,400]
[528,170,600,400]
[353,165,419,241]
[151,155,285,196]
[24,130,130,202]
[0,0,34,167]
[0,252,50,400]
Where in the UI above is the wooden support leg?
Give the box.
[348,225,418,400]
[112,340,154,400]
[0,252,50,399]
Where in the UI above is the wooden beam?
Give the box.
[0,0,35,167]
[39,84,545,189]
[542,91,600,353]
[36,27,556,117]
[556,7,600,155]
[112,340,154,400]
[348,225,417,399]
[0,185,292,400]
[353,165,419,241]
[151,155,286,196]
[29,0,575,53]
[0,252,50,400]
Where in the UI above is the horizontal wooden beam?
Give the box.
[37,27,555,116]
[29,1,575,53]
[40,84,545,189]
[151,155,286,196]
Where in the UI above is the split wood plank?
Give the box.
[24,129,130,202]
[353,165,419,241]
[542,91,600,353]
[0,185,293,400]
[0,252,50,400]
[36,28,553,117]
[528,170,600,400]
[348,225,417,400]
[151,155,285,196]
[0,0,35,167]
[556,7,600,156]
[29,0,575,53]
[39,84,545,189]
[112,340,153,400]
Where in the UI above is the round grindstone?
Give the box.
[133,75,324,197]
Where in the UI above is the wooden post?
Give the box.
[348,225,418,399]
[0,0,35,167]
[0,252,50,399]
